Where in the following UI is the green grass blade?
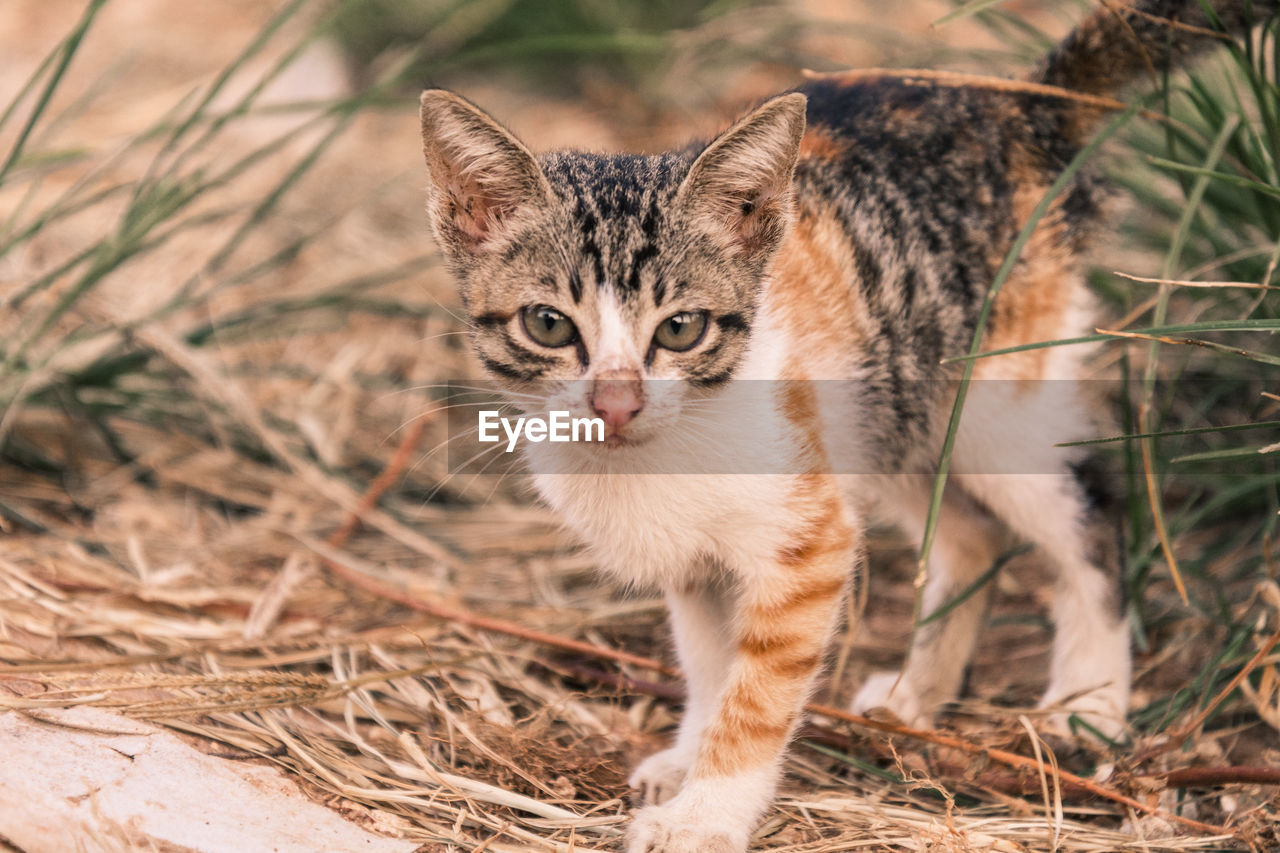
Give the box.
[1147,156,1280,200]
[0,30,59,139]
[0,82,207,264]
[160,41,429,314]
[933,0,1013,27]
[2,201,243,374]
[146,0,321,193]
[800,740,906,784]
[1056,420,1280,447]
[942,318,1280,364]
[917,543,1033,627]
[0,0,108,187]
[1170,446,1275,464]
[183,254,439,346]
[3,243,99,321]
[0,181,134,272]
[1138,114,1241,605]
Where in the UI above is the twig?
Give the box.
[1154,766,1280,787]
[1138,401,1189,604]
[326,414,433,550]
[1181,623,1280,738]
[548,661,683,702]
[799,67,1166,123]
[308,535,674,676]
[556,655,1275,812]
[1127,5,1236,41]
[1135,622,1280,764]
[806,703,1232,837]
[1114,271,1280,291]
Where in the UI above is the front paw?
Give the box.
[1038,688,1128,743]
[627,799,747,853]
[851,670,932,729]
[628,746,692,806]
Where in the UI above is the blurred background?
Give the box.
[1,1,1278,849]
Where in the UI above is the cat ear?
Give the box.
[677,93,807,260]
[419,89,553,259]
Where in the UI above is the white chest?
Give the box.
[532,467,796,588]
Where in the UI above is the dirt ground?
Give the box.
[1,1,1278,851]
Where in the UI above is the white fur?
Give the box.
[1040,567,1131,738]
[591,288,645,376]
[628,771,778,853]
[528,309,805,588]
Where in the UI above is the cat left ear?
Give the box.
[419,89,553,260]
[677,93,807,261]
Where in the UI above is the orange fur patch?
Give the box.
[693,487,854,778]
[980,147,1082,381]
[769,211,873,365]
[798,127,848,161]
[698,680,792,775]
[777,498,846,568]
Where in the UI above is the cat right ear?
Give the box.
[419,90,552,259]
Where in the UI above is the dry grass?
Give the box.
[2,2,1279,851]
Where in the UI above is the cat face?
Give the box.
[418,90,806,446]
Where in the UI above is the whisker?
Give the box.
[415,329,474,345]
[383,398,520,443]
[399,400,525,478]
[410,279,479,332]
[422,439,512,504]
[384,383,546,405]
[460,436,523,501]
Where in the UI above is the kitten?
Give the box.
[418,2,1273,850]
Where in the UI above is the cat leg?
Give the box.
[958,466,1130,740]
[851,481,1005,728]
[628,485,858,853]
[630,580,735,805]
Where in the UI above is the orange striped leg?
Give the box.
[627,493,858,853]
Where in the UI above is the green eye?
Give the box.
[521,305,577,348]
[653,311,708,352]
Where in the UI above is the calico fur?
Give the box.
[418,3,1276,850]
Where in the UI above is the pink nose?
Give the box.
[589,377,643,430]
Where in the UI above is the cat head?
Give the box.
[418,89,806,447]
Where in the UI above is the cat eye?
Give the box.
[653,311,708,352]
[521,304,578,348]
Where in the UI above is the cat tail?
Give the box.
[1034,0,1277,96]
